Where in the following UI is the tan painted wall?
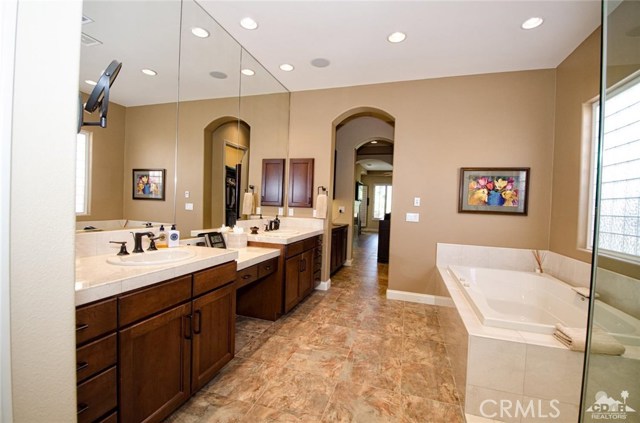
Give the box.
[289,70,557,294]
[549,29,601,263]
[77,95,126,221]
[362,173,393,231]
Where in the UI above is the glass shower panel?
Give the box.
[582,1,640,421]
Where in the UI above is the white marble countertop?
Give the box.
[75,246,238,306]
[245,227,324,245]
[232,246,280,271]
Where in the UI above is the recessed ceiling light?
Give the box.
[241,68,255,76]
[279,63,294,72]
[311,58,330,68]
[141,69,157,76]
[209,71,228,79]
[85,79,97,86]
[191,27,210,38]
[387,32,406,43]
[371,140,378,144]
[240,17,258,30]
[521,17,544,30]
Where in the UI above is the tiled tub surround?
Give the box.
[437,244,588,423]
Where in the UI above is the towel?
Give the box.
[553,323,625,355]
[242,192,254,216]
[315,193,328,219]
[571,286,600,299]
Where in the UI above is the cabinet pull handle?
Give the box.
[242,274,252,280]
[77,403,89,415]
[76,361,89,372]
[194,310,202,335]
[76,323,89,332]
[264,265,272,270]
[300,258,306,272]
[184,315,192,340]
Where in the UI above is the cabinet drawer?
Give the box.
[194,261,236,297]
[236,265,258,289]
[119,276,191,327]
[286,241,304,258]
[77,367,117,423]
[303,236,316,252]
[76,333,117,383]
[76,298,117,346]
[258,258,277,279]
[96,411,117,423]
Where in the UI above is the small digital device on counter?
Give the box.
[198,232,226,249]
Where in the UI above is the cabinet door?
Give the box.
[192,283,236,392]
[119,303,191,423]
[299,249,314,298]
[285,255,300,312]
[288,158,314,208]
[261,159,285,206]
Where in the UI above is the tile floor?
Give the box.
[166,233,466,422]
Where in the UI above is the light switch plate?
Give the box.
[185,202,194,211]
[406,212,419,222]
[278,207,284,215]
[413,197,421,206]
[288,208,294,216]
[185,191,190,198]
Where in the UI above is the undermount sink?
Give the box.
[258,229,300,237]
[107,248,196,266]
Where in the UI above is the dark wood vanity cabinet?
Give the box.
[261,158,285,206]
[284,237,317,312]
[76,261,237,423]
[288,158,314,208]
[330,224,348,275]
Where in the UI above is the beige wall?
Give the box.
[78,95,126,221]
[549,30,601,264]
[290,70,557,294]
[362,173,393,231]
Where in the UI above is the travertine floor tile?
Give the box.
[321,381,402,423]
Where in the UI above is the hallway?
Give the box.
[166,233,464,422]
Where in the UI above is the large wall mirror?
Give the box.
[77,0,290,235]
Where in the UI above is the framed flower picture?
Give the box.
[132,169,166,201]
[458,167,529,215]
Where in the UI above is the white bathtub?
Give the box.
[448,265,589,334]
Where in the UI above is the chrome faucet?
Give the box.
[132,231,154,253]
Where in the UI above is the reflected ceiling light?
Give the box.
[370,140,378,144]
[141,69,157,76]
[240,17,258,30]
[85,79,97,86]
[387,31,406,43]
[521,17,544,30]
[311,58,330,68]
[191,27,210,38]
[279,63,294,72]
[209,71,228,79]
[241,68,255,76]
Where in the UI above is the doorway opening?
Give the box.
[331,108,395,275]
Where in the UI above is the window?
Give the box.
[589,75,640,259]
[373,185,392,219]
[76,131,91,215]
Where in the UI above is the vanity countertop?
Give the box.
[75,246,238,306]
[231,246,280,271]
[246,227,324,245]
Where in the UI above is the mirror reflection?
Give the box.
[76,0,290,236]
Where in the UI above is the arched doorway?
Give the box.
[202,117,250,229]
[330,107,395,276]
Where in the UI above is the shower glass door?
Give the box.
[581,1,640,421]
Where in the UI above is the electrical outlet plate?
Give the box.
[288,208,294,216]
[278,207,284,215]
[185,191,190,198]
[338,206,345,213]
[313,210,317,217]
[256,207,261,215]
[413,197,421,206]
[185,203,194,211]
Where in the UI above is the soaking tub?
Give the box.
[447,265,589,334]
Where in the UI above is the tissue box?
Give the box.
[226,233,248,249]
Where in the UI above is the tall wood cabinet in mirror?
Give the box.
[288,158,314,208]
[261,159,285,206]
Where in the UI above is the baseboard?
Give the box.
[344,259,353,267]
[386,289,454,307]
[315,279,331,291]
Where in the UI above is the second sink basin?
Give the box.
[107,248,196,266]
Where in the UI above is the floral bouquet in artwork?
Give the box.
[467,176,519,207]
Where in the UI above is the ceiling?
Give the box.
[201,0,601,92]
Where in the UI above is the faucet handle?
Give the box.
[109,241,129,256]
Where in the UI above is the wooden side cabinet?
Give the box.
[284,237,317,312]
[330,225,348,275]
[288,158,314,208]
[261,158,285,206]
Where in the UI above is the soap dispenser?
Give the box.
[167,224,180,248]
[157,225,167,248]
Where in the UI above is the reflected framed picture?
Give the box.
[458,167,529,215]
[132,169,166,201]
